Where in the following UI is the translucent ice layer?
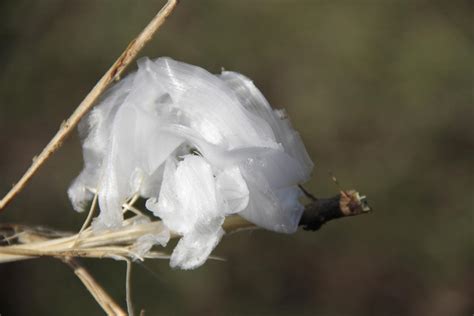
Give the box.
[68,57,313,269]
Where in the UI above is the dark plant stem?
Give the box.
[299,190,371,231]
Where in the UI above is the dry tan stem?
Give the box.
[0,0,179,212]
[63,257,127,316]
[125,260,135,316]
[73,191,99,247]
[1,245,137,259]
[0,216,247,263]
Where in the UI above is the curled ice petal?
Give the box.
[68,172,94,212]
[238,160,304,234]
[149,155,225,268]
[171,226,224,270]
[68,77,133,212]
[142,58,278,150]
[132,229,170,260]
[216,166,249,215]
[220,71,314,176]
[154,155,220,232]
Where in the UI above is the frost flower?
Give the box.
[68,57,313,269]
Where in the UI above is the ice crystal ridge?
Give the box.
[68,57,313,269]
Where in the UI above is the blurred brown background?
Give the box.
[0,0,472,315]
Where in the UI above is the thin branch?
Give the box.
[0,0,179,212]
[125,260,135,316]
[299,190,371,231]
[63,257,127,316]
[298,184,318,202]
[224,190,371,233]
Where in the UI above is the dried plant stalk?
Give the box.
[0,220,169,262]
[63,257,127,316]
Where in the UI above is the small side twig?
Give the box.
[299,190,371,231]
[0,0,179,212]
[63,257,126,316]
[221,190,371,233]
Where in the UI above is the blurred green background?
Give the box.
[0,0,472,315]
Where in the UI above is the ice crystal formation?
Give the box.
[69,57,313,269]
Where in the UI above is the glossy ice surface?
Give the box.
[68,57,313,269]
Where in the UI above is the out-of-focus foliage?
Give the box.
[0,1,472,315]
